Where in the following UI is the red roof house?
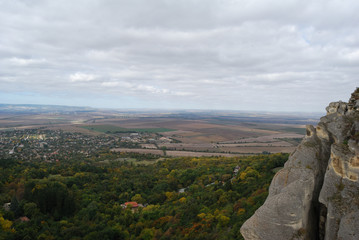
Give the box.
[19,216,30,222]
[124,202,139,208]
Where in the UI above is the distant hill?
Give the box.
[0,104,95,114]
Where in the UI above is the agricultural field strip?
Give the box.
[112,147,296,156]
[157,141,293,148]
[79,125,174,133]
[111,148,246,157]
[219,146,296,154]
[219,133,304,144]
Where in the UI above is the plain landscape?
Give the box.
[0,104,321,157]
[0,103,322,239]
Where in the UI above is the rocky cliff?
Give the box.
[240,88,359,240]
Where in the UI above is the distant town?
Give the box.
[0,128,177,162]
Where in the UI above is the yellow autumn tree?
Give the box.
[0,213,14,233]
[239,167,260,180]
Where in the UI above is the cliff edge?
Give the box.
[240,88,359,240]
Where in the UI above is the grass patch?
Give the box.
[255,126,306,135]
[280,127,306,135]
[80,125,175,134]
[277,138,303,145]
[303,141,317,148]
[336,181,345,192]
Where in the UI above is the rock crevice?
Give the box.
[240,88,359,240]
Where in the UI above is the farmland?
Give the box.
[80,125,174,133]
[0,104,322,156]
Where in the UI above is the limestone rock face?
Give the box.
[240,88,359,240]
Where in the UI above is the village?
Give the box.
[0,128,175,162]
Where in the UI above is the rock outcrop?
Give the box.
[240,88,359,240]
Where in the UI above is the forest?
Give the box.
[0,151,288,240]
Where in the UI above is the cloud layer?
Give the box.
[1,0,359,112]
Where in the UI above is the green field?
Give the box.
[280,127,306,135]
[256,126,306,135]
[80,125,175,133]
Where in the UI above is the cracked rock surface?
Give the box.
[240,88,359,240]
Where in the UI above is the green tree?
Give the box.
[139,228,154,240]
[131,194,145,203]
[23,202,39,218]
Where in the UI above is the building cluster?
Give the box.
[0,129,118,162]
[119,132,173,145]
[0,128,178,162]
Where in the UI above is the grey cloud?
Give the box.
[0,0,359,112]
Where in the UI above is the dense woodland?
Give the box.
[0,151,288,239]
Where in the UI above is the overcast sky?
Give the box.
[1,0,358,113]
